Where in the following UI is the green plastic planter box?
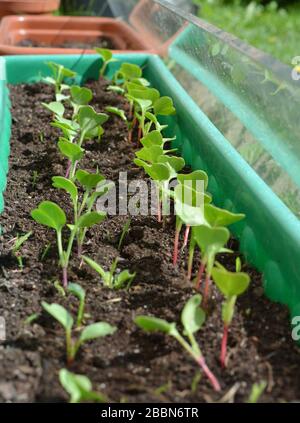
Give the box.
[1,53,300,330]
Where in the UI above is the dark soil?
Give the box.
[0,78,300,403]
[17,37,116,50]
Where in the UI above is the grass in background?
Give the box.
[193,0,300,65]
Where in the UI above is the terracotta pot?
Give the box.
[0,0,60,17]
[0,15,151,55]
[129,0,185,56]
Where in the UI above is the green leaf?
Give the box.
[68,283,85,303]
[105,106,127,121]
[134,316,175,334]
[42,101,65,117]
[134,98,152,113]
[59,369,107,403]
[31,201,66,231]
[12,231,32,253]
[129,87,160,104]
[75,169,105,190]
[174,188,207,226]
[119,63,142,80]
[205,204,245,227]
[52,176,78,204]
[141,131,164,148]
[78,211,106,228]
[153,96,176,116]
[192,225,230,257]
[134,159,171,181]
[78,106,108,140]
[42,302,73,331]
[115,270,136,290]
[211,266,250,297]
[177,170,209,191]
[94,48,113,62]
[79,322,116,343]
[70,86,93,106]
[181,294,206,335]
[157,155,185,172]
[82,256,110,284]
[58,140,84,162]
[135,145,165,164]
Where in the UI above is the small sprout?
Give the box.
[247,380,267,403]
[43,62,76,100]
[54,280,66,297]
[83,256,136,290]
[68,283,85,327]
[95,48,118,77]
[59,369,107,403]
[211,263,250,368]
[42,300,116,364]
[24,313,39,325]
[107,85,125,95]
[31,170,39,189]
[105,106,127,121]
[11,231,32,269]
[41,242,51,261]
[118,218,131,250]
[42,101,65,118]
[135,295,221,392]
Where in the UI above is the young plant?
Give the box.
[10,231,32,269]
[192,225,231,305]
[59,368,107,403]
[118,218,131,250]
[211,262,250,368]
[95,48,118,77]
[42,300,116,365]
[31,201,106,287]
[43,62,76,101]
[247,380,267,403]
[83,256,136,290]
[68,283,86,327]
[105,106,127,122]
[70,85,93,117]
[135,294,221,392]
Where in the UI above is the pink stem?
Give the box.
[62,267,68,288]
[203,273,211,307]
[220,324,229,368]
[128,117,137,143]
[173,229,180,266]
[183,225,190,249]
[138,126,142,143]
[197,355,221,392]
[65,161,72,178]
[195,261,205,290]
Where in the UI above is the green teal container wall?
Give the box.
[2,54,300,329]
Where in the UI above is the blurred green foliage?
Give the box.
[194,0,300,65]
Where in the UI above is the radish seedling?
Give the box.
[44,62,76,101]
[118,218,131,250]
[59,368,107,403]
[68,283,86,327]
[10,231,32,269]
[31,201,106,287]
[135,295,221,391]
[192,225,231,304]
[42,301,116,364]
[211,263,250,368]
[83,256,136,290]
[105,106,127,122]
[95,48,118,77]
[70,85,93,117]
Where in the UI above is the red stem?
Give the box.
[173,228,180,266]
[183,225,190,249]
[62,267,68,288]
[203,273,211,307]
[220,324,229,368]
[128,117,137,142]
[195,261,205,290]
[65,160,72,178]
[197,355,221,392]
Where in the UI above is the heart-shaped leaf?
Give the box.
[135,145,164,164]
[181,294,206,335]
[70,86,93,106]
[42,101,65,117]
[119,63,142,80]
[211,266,250,297]
[58,140,84,162]
[154,96,176,115]
[31,201,66,232]
[177,170,209,191]
[75,169,105,190]
[78,106,108,140]
[134,159,171,181]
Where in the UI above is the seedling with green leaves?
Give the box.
[191,225,231,305]
[31,200,106,287]
[83,256,136,290]
[135,295,220,391]
[95,48,118,77]
[211,262,250,368]
[10,231,32,269]
[59,369,107,403]
[42,300,116,364]
[43,62,76,101]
